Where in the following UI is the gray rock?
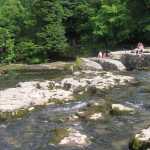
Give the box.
[61,78,86,93]
[80,58,103,71]
[98,58,126,71]
[111,104,135,115]
[121,53,150,70]
[73,71,81,76]
[129,127,150,150]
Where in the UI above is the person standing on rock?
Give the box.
[98,50,110,59]
[98,51,102,59]
[138,42,144,54]
[133,42,145,55]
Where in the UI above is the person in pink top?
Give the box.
[137,42,144,53]
[134,42,145,55]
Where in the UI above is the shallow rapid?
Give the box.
[0,70,149,150]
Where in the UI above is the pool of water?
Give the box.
[0,70,150,150]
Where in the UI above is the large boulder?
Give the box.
[129,127,150,150]
[121,53,150,70]
[98,58,126,71]
[80,58,103,71]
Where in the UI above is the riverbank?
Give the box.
[0,62,73,73]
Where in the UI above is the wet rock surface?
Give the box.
[59,128,91,147]
[0,81,73,112]
[111,104,135,115]
[129,127,150,150]
[0,61,149,150]
[0,69,135,113]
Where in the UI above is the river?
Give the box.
[0,70,149,150]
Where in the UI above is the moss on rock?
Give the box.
[49,128,69,145]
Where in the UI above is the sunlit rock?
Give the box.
[81,70,98,75]
[0,81,73,113]
[111,104,135,115]
[80,58,103,71]
[73,71,81,76]
[75,101,105,120]
[17,81,52,90]
[90,57,126,71]
[88,72,134,91]
[59,128,91,147]
[89,113,102,120]
[67,114,79,122]
[28,107,34,111]
[129,127,150,150]
[49,89,73,101]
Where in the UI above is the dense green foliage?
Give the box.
[0,0,149,63]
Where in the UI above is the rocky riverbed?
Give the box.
[0,61,149,150]
[0,69,134,114]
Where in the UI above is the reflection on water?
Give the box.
[0,70,150,150]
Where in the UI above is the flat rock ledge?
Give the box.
[61,72,134,94]
[129,127,150,150]
[111,104,135,115]
[0,81,73,113]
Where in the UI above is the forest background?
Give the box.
[0,0,149,63]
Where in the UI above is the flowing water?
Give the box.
[0,69,150,150]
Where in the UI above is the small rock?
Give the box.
[61,78,86,93]
[68,115,79,121]
[73,71,81,76]
[28,107,35,111]
[111,104,135,115]
[89,113,102,120]
[59,128,91,147]
[76,111,86,118]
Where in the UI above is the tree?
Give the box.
[0,0,26,62]
[32,0,68,56]
[90,0,131,48]
[0,0,149,63]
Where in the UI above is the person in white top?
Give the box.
[97,51,102,58]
